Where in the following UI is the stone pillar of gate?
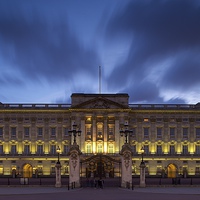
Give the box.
[120,144,132,188]
[140,161,146,187]
[55,162,62,188]
[69,143,82,188]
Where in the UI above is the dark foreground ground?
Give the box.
[0,187,200,200]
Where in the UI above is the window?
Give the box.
[38,127,43,137]
[196,128,200,139]
[144,145,149,154]
[0,127,3,137]
[0,145,3,154]
[131,145,136,154]
[157,128,162,140]
[64,128,69,137]
[195,145,200,154]
[86,127,92,139]
[97,126,103,139]
[182,145,188,154]
[63,144,69,154]
[131,128,136,138]
[97,143,103,153]
[108,127,114,139]
[86,144,92,153]
[157,145,162,155]
[183,128,188,140]
[108,144,114,153]
[24,127,30,137]
[170,128,175,139]
[37,144,43,154]
[11,145,17,154]
[11,127,16,138]
[169,145,175,154]
[24,145,30,154]
[51,127,56,137]
[50,144,56,154]
[144,128,149,140]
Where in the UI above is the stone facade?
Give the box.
[0,94,200,178]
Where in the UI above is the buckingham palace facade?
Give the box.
[0,93,200,178]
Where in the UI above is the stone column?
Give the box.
[140,161,146,187]
[55,162,62,188]
[69,144,82,188]
[120,144,132,188]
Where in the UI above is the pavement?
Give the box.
[0,186,200,200]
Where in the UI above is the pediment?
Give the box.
[71,97,128,109]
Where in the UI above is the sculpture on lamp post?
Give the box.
[68,122,81,145]
[120,123,133,144]
[55,145,62,188]
[140,146,146,187]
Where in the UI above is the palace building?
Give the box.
[0,93,200,179]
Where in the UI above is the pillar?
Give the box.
[69,143,82,188]
[120,144,132,188]
[55,162,62,188]
[140,162,146,187]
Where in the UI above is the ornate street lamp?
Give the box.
[120,123,133,144]
[141,146,144,163]
[56,146,61,164]
[68,122,81,144]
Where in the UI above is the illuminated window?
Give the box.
[24,127,30,137]
[108,127,114,139]
[144,118,149,122]
[97,124,103,139]
[86,144,92,153]
[108,144,114,153]
[97,144,103,153]
[86,127,92,139]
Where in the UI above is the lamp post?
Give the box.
[55,145,61,188]
[141,146,144,163]
[56,146,61,164]
[120,123,133,144]
[140,146,146,187]
[69,122,81,145]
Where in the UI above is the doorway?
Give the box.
[167,163,177,178]
[23,163,33,178]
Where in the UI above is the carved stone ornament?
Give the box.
[90,100,110,109]
[123,151,131,170]
[70,152,78,170]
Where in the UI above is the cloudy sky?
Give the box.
[0,0,200,104]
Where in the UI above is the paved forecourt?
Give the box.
[0,187,200,200]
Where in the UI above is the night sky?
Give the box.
[0,0,200,104]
